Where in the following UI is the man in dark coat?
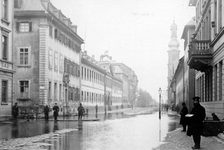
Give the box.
[12,102,19,119]
[53,103,59,121]
[190,96,206,149]
[77,103,85,120]
[180,102,188,132]
[44,105,50,121]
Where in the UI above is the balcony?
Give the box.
[188,40,212,72]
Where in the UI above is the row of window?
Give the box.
[81,91,104,104]
[64,58,80,77]
[48,81,80,101]
[195,0,223,40]
[48,49,64,73]
[81,66,104,84]
[196,61,223,102]
[49,25,81,52]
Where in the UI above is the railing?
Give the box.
[189,40,212,55]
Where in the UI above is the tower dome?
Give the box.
[168,20,179,49]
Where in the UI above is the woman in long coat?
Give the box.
[180,102,188,132]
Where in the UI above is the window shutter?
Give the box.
[29,22,32,32]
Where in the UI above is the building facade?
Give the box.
[167,21,180,106]
[0,0,14,117]
[181,18,196,111]
[170,57,184,108]
[13,0,83,115]
[188,0,224,118]
[80,51,123,113]
[98,52,138,107]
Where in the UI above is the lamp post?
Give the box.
[158,88,162,119]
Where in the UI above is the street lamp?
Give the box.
[158,88,162,119]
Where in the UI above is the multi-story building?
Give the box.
[188,0,224,117]
[181,18,196,111]
[80,51,123,113]
[0,0,14,117]
[13,0,83,115]
[81,52,105,110]
[99,52,138,107]
[167,21,180,106]
[170,57,184,109]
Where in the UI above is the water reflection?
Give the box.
[53,121,59,132]
[0,112,181,150]
[11,121,18,138]
[43,121,50,133]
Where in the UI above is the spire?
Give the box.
[170,20,177,39]
[168,20,179,50]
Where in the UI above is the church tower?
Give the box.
[167,21,180,102]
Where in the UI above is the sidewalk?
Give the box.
[153,128,224,150]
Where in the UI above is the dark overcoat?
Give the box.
[189,104,206,135]
[180,106,188,125]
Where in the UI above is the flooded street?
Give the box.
[0,112,180,150]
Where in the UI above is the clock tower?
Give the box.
[167,21,180,103]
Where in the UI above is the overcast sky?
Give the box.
[52,0,195,101]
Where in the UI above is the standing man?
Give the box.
[12,103,19,119]
[190,96,206,149]
[44,105,50,121]
[77,103,85,120]
[53,103,59,121]
[180,102,188,132]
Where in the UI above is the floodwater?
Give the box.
[0,112,180,150]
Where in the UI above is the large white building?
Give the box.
[188,0,224,117]
[13,0,83,115]
[0,0,14,118]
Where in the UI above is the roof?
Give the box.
[14,0,84,44]
[181,17,196,39]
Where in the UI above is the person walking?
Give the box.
[190,96,206,150]
[53,103,59,121]
[12,102,19,119]
[44,105,50,121]
[77,103,85,120]
[180,102,188,132]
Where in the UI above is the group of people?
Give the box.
[179,96,206,150]
[44,103,85,121]
[13,102,86,121]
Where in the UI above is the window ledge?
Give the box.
[1,102,8,105]
[1,19,10,25]
[17,65,31,68]
[17,98,31,101]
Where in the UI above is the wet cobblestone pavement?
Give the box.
[0,129,77,150]
[154,128,224,150]
[1,109,224,150]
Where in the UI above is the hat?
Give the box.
[193,96,200,101]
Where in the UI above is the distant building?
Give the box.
[0,0,14,117]
[99,52,138,107]
[170,57,184,108]
[167,21,180,106]
[13,0,83,115]
[81,51,123,112]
